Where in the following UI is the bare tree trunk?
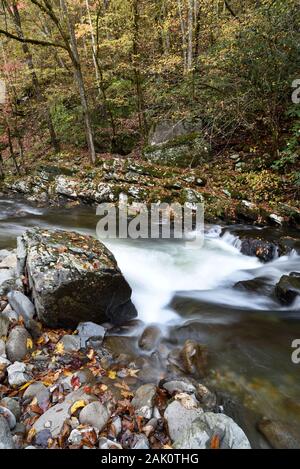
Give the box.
[187,0,194,71]
[7,124,20,175]
[60,0,96,164]
[177,0,188,74]
[85,0,100,88]
[8,1,60,153]
[132,0,147,138]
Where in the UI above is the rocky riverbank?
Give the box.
[1,153,299,229]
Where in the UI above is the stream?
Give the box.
[1,197,300,446]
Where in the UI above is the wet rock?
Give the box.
[6,326,31,362]
[275,273,300,305]
[258,418,300,449]
[132,434,150,449]
[138,325,161,351]
[164,399,203,442]
[236,200,260,222]
[58,335,81,353]
[0,397,21,420]
[240,238,279,263]
[0,415,15,449]
[196,384,217,411]
[161,379,196,395]
[7,291,35,322]
[131,384,157,420]
[17,228,137,328]
[7,362,30,387]
[173,412,251,449]
[0,315,9,338]
[0,250,12,262]
[0,405,16,429]
[79,401,111,431]
[76,322,106,348]
[0,253,17,270]
[33,388,95,438]
[234,277,274,296]
[174,340,209,378]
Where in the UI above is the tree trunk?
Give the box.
[60,0,96,164]
[177,0,188,74]
[10,1,60,153]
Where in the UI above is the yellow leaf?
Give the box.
[27,338,33,350]
[19,381,34,392]
[55,342,64,355]
[128,368,140,377]
[70,400,87,415]
[108,370,117,380]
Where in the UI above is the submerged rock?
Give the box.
[275,273,300,305]
[258,417,300,449]
[17,228,137,328]
[234,276,274,296]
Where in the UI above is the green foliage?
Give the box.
[51,102,85,147]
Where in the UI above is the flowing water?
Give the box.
[1,197,300,445]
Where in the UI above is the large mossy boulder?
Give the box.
[144,134,210,168]
[144,119,210,168]
[17,228,137,328]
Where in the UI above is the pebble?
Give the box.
[131,384,157,420]
[79,401,111,431]
[0,405,16,429]
[6,326,32,362]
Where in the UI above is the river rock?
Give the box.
[138,325,161,351]
[7,362,30,387]
[131,384,157,420]
[164,399,203,442]
[275,273,300,305]
[99,437,123,449]
[0,397,21,420]
[7,291,35,321]
[0,415,15,449]
[0,405,16,429]
[6,326,31,362]
[76,322,106,348]
[0,250,12,262]
[162,379,196,396]
[17,228,137,328]
[173,412,251,449]
[0,253,17,270]
[79,401,111,431]
[23,382,50,406]
[58,335,81,353]
[258,417,300,449]
[240,238,278,263]
[132,434,150,449]
[234,276,274,296]
[33,388,96,437]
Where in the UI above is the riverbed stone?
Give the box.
[131,384,157,420]
[17,228,137,328]
[0,415,15,449]
[0,397,21,420]
[0,253,17,270]
[6,326,31,362]
[23,382,49,405]
[240,238,278,263]
[258,417,300,449]
[76,322,106,348]
[0,339,6,357]
[138,325,161,351]
[7,291,35,321]
[132,434,150,449]
[79,401,111,431]
[33,388,96,437]
[275,273,300,305]
[0,405,16,429]
[164,399,203,442]
[173,412,251,449]
[7,362,30,387]
[0,315,9,338]
[58,335,81,353]
[162,379,196,396]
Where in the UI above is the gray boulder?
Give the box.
[76,322,106,348]
[0,415,15,449]
[6,326,31,363]
[79,401,111,431]
[7,291,35,321]
[275,273,300,305]
[164,399,203,442]
[17,228,137,328]
[173,412,251,449]
[58,335,81,353]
